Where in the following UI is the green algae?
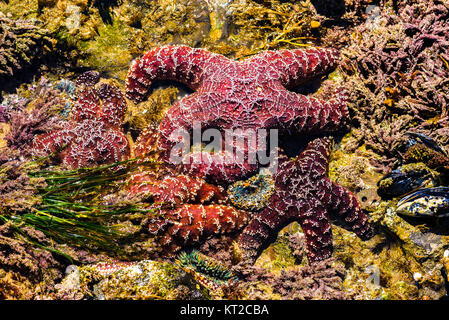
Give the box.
[1,0,323,76]
[0,0,39,19]
[329,136,384,210]
[78,19,132,80]
[126,86,180,131]
[255,223,304,273]
[56,259,219,299]
[263,236,298,271]
[227,0,318,58]
[333,205,449,300]
[1,157,161,262]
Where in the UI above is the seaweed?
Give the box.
[89,0,121,24]
[341,0,449,172]
[0,14,54,93]
[1,157,160,259]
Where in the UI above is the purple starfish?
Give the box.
[239,137,374,263]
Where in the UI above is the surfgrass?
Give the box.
[1,156,161,259]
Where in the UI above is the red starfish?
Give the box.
[33,82,130,168]
[127,170,248,253]
[126,45,349,183]
[239,137,374,263]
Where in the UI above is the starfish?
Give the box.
[125,125,248,254]
[125,46,372,261]
[238,136,374,263]
[128,170,249,253]
[126,45,349,183]
[32,80,130,168]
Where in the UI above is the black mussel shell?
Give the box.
[396,187,449,218]
[406,132,447,157]
[377,167,437,198]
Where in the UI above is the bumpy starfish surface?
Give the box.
[33,80,130,168]
[128,171,248,253]
[127,127,248,253]
[126,45,349,183]
[239,137,374,263]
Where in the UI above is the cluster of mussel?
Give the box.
[377,132,449,218]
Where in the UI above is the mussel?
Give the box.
[396,187,449,218]
[377,163,440,198]
[406,132,447,157]
[403,132,449,170]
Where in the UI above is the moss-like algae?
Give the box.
[254,223,305,274]
[126,86,180,131]
[78,19,132,79]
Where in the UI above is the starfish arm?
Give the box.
[59,122,129,168]
[238,194,294,264]
[295,136,333,176]
[32,128,72,156]
[125,45,229,103]
[297,203,334,263]
[151,204,248,253]
[160,94,261,183]
[280,87,349,134]
[97,83,127,129]
[253,47,340,89]
[328,181,374,240]
[133,124,161,158]
[75,71,100,87]
[101,130,131,163]
[62,143,90,168]
[72,87,101,122]
[158,93,205,155]
[180,150,259,184]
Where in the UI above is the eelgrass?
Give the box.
[29,157,155,197]
[1,156,161,260]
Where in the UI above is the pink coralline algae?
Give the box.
[237,257,347,300]
[126,45,349,184]
[341,0,449,171]
[3,78,66,156]
[32,79,130,168]
[89,261,138,277]
[239,137,373,263]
